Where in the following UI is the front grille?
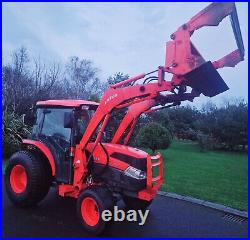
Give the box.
[110,152,147,171]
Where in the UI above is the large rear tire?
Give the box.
[77,186,114,235]
[4,151,52,208]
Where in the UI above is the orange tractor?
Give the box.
[5,2,244,235]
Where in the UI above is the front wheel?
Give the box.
[77,187,114,235]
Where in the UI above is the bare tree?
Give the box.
[2,48,105,115]
[2,47,31,113]
[65,56,102,99]
[32,58,61,101]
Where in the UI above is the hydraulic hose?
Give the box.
[86,142,110,179]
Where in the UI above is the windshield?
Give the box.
[32,108,72,142]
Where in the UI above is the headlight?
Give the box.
[124,166,146,180]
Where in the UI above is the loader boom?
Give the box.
[165,2,244,75]
[79,2,244,151]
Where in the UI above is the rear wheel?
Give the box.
[77,187,114,235]
[9,164,27,194]
[123,196,152,210]
[5,151,52,208]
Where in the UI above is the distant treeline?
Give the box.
[2,47,248,157]
[139,101,248,151]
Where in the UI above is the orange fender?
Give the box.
[22,139,56,176]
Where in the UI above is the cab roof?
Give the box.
[36,99,99,108]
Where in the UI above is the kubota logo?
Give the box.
[105,93,118,105]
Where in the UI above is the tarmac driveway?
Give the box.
[2,184,248,238]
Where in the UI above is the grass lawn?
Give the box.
[158,140,248,211]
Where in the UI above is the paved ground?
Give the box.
[3,185,248,238]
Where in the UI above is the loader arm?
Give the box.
[165,2,244,75]
[79,79,172,149]
[79,2,244,151]
[111,100,156,145]
[111,91,200,145]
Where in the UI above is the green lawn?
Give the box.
[158,140,248,211]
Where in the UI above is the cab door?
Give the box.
[31,107,73,183]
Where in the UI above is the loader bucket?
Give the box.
[182,2,244,97]
[184,61,229,97]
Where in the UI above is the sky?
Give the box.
[2,2,248,108]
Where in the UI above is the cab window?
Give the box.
[32,108,72,142]
[75,110,91,143]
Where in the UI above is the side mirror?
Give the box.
[64,112,74,128]
[23,114,36,126]
[23,106,37,126]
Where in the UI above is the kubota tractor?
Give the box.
[5,2,245,235]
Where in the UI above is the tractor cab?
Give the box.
[30,100,99,183]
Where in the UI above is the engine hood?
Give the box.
[86,142,148,171]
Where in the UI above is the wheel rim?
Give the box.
[81,197,100,227]
[10,164,27,194]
